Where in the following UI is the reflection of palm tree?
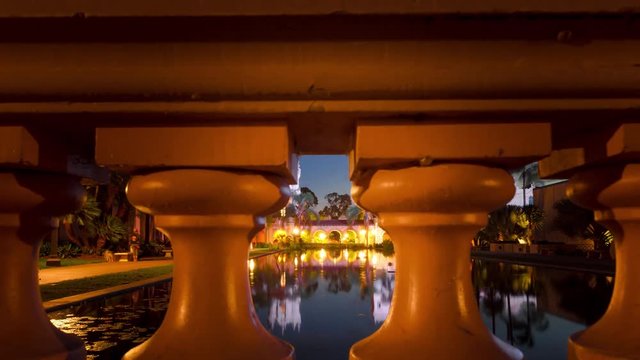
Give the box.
[480,288,504,334]
[473,260,549,346]
[550,272,612,325]
[327,268,352,294]
[509,297,550,347]
[473,260,506,334]
[358,265,371,299]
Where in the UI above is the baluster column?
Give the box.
[567,164,640,359]
[123,169,294,359]
[349,164,522,359]
[0,171,86,359]
[348,121,551,359]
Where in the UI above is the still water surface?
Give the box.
[48,249,613,359]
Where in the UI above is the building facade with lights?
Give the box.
[263,219,388,245]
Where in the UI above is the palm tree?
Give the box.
[95,215,129,250]
[476,205,544,245]
[489,205,522,242]
[518,205,545,245]
[552,199,614,252]
[346,205,365,225]
[346,205,375,245]
[63,194,101,250]
[62,172,136,253]
[292,191,319,231]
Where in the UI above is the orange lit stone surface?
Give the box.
[124,169,294,360]
[350,165,522,360]
[0,172,86,359]
[566,164,640,359]
[1,4,640,359]
[96,125,297,183]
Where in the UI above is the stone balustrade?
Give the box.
[2,118,640,359]
[124,169,294,359]
[1,7,640,359]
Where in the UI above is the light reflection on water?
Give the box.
[472,260,613,359]
[249,248,395,359]
[47,250,613,360]
[47,281,171,359]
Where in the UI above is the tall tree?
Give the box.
[61,172,136,253]
[292,190,319,228]
[300,187,319,207]
[319,193,352,220]
[346,205,374,226]
[474,205,544,245]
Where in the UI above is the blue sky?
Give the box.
[298,155,351,209]
[298,155,524,209]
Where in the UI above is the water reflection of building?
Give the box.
[268,295,302,334]
[533,267,612,326]
[372,272,394,324]
[251,249,396,332]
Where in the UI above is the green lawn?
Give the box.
[38,257,105,270]
[40,265,173,302]
[40,251,268,302]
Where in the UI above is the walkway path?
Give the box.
[39,259,173,285]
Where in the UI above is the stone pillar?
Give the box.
[567,164,640,359]
[349,164,522,360]
[123,169,294,360]
[0,171,86,359]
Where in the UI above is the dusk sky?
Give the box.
[299,155,351,208]
[299,155,526,209]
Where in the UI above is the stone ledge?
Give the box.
[43,274,172,313]
[472,250,614,275]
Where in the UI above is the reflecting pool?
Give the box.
[472,260,613,359]
[48,281,171,359]
[250,249,395,360]
[47,250,614,360]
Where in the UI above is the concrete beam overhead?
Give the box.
[1,0,639,17]
[95,125,298,182]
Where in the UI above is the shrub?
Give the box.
[57,243,82,258]
[40,242,82,258]
[140,241,165,257]
[40,242,51,257]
